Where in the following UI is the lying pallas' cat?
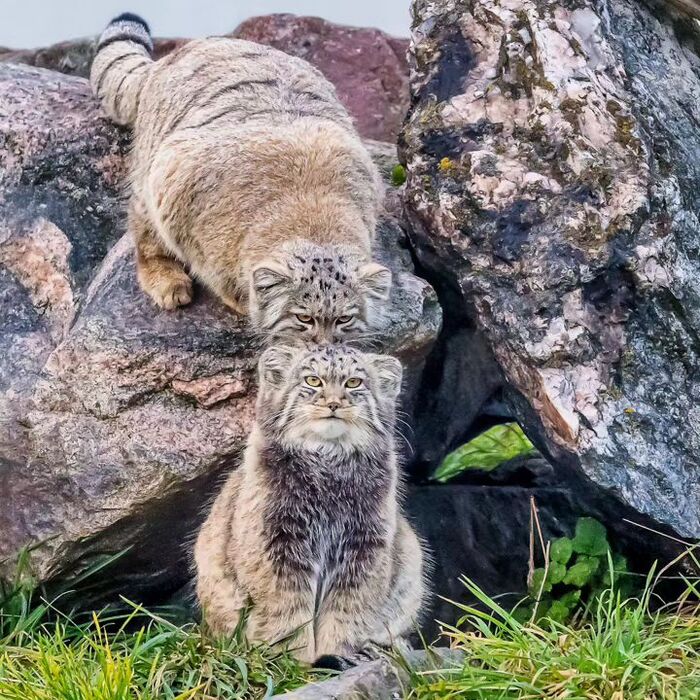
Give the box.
[91,14,391,343]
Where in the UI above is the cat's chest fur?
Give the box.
[260,442,392,586]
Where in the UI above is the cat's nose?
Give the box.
[327,402,340,413]
[314,336,331,346]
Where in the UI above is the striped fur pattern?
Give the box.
[91,13,153,125]
[194,345,427,662]
[90,15,388,342]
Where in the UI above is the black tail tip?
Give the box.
[110,12,150,33]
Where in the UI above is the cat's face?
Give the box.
[257,343,402,451]
[249,241,391,344]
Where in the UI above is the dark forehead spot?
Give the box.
[313,257,320,264]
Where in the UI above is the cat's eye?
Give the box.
[305,375,322,387]
[337,315,353,324]
[345,377,362,389]
[296,314,314,324]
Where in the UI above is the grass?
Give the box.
[4,579,698,700]
[403,573,700,699]
[0,610,319,700]
[3,547,699,699]
[0,552,321,700]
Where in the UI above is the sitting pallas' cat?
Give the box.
[90,14,391,342]
[195,344,426,664]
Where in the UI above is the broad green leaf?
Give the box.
[550,537,573,565]
[563,559,597,588]
[433,423,536,482]
[534,598,551,619]
[559,589,582,609]
[571,518,609,557]
[547,599,572,623]
[577,555,601,575]
[530,568,552,595]
[547,562,567,586]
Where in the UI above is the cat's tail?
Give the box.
[90,12,154,126]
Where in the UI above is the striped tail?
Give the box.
[90,13,154,126]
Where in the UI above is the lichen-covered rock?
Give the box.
[0,63,439,596]
[0,13,409,142]
[401,0,700,537]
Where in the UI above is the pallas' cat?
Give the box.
[195,344,427,663]
[91,14,391,342]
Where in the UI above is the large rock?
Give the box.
[0,13,409,142]
[401,0,700,538]
[0,63,439,597]
[233,14,409,141]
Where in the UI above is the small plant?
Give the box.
[433,422,536,483]
[390,163,407,186]
[404,571,700,700]
[523,516,634,623]
[0,547,48,642]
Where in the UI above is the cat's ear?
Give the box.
[259,346,297,387]
[369,354,402,399]
[358,263,392,300]
[251,261,292,303]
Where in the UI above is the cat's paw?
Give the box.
[146,274,193,310]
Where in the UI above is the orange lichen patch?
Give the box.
[491,344,579,449]
[172,373,249,408]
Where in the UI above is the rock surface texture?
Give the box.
[401,0,700,538]
[0,13,409,142]
[275,650,464,700]
[0,62,439,597]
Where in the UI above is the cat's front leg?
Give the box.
[245,587,316,663]
[130,200,193,310]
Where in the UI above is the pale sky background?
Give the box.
[0,0,411,49]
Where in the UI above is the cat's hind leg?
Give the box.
[130,201,193,310]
